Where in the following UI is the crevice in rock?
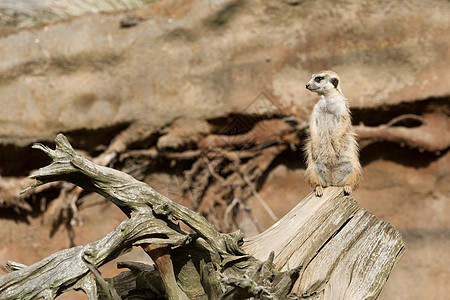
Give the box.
[360,141,447,168]
[351,96,449,127]
[0,184,61,221]
[127,130,162,150]
[63,122,131,156]
[207,113,282,136]
[0,142,53,177]
[256,147,305,191]
[353,96,449,153]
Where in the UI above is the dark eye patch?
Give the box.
[330,77,339,88]
[314,76,324,83]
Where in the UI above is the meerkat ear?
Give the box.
[330,78,339,88]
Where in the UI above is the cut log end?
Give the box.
[243,187,405,298]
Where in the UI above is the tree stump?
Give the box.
[243,187,405,299]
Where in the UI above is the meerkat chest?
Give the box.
[313,96,347,131]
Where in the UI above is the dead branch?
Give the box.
[355,112,450,152]
[0,212,188,299]
[0,134,288,299]
[0,134,404,300]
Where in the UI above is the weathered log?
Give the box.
[0,134,404,299]
[243,187,405,299]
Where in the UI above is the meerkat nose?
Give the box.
[306,84,309,89]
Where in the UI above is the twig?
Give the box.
[202,155,225,183]
[82,255,121,300]
[68,187,83,226]
[224,197,239,230]
[231,161,278,222]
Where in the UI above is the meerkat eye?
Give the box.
[314,76,324,83]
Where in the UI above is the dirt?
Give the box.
[0,0,449,299]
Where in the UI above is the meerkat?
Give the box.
[304,70,362,197]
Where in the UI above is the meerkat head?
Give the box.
[305,70,343,96]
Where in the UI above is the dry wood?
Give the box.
[0,134,404,299]
[243,187,405,299]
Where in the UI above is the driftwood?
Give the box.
[0,134,404,299]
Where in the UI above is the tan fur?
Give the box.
[304,70,362,196]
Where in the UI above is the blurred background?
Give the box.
[0,0,449,299]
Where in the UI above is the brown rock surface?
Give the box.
[0,0,449,299]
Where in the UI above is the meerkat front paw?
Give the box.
[343,185,352,195]
[315,185,324,197]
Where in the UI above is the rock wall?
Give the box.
[0,1,449,299]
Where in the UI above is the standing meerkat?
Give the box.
[304,70,362,197]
